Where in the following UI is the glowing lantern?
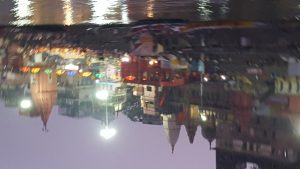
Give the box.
[31,67,40,73]
[65,64,79,71]
[20,66,30,73]
[82,72,92,77]
[125,75,136,81]
[56,69,65,76]
[149,59,158,65]
[67,71,77,77]
[44,69,53,75]
[121,53,130,62]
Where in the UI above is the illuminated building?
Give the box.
[216,113,299,164]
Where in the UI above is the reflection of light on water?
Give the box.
[89,0,124,24]
[197,0,212,20]
[147,0,154,18]
[11,0,33,25]
[220,0,229,17]
[63,0,74,25]
[121,2,129,23]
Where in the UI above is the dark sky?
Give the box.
[0,102,215,169]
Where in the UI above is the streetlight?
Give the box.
[96,90,117,140]
[20,99,32,109]
[100,127,117,139]
[220,75,227,80]
[203,77,209,82]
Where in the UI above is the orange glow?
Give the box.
[125,75,136,81]
[20,66,30,73]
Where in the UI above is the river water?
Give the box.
[1,0,300,25]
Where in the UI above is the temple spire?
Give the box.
[42,123,48,132]
[172,145,175,154]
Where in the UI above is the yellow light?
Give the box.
[201,114,207,121]
[31,67,40,73]
[147,0,154,18]
[56,69,65,76]
[111,74,120,80]
[82,72,92,77]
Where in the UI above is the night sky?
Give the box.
[0,102,215,169]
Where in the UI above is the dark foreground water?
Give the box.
[1,0,300,25]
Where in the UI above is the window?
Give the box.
[145,101,154,110]
[146,86,152,92]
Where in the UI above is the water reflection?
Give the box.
[90,0,119,24]
[1,22,300,168]
[11,0,33,25]
[2,0,300,25]
[146,0,154,18]
[197,0,212,20]
[63,0,74,25]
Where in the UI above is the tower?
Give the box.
[30,67,57,131]
[162,114,181,153]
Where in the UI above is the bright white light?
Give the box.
[12,0,33,25]
[96,90,109,100]
[201,114,207,121]
[121,54,130,62]
[63,0,74,25]
[149,59,158,65]
[100,127,117,140]
[65,64,79,70]
[90,0,119,24]
[121,3,129,23]
[20,99,32,109]
[204,77,209,82]
[220,75,227,80]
